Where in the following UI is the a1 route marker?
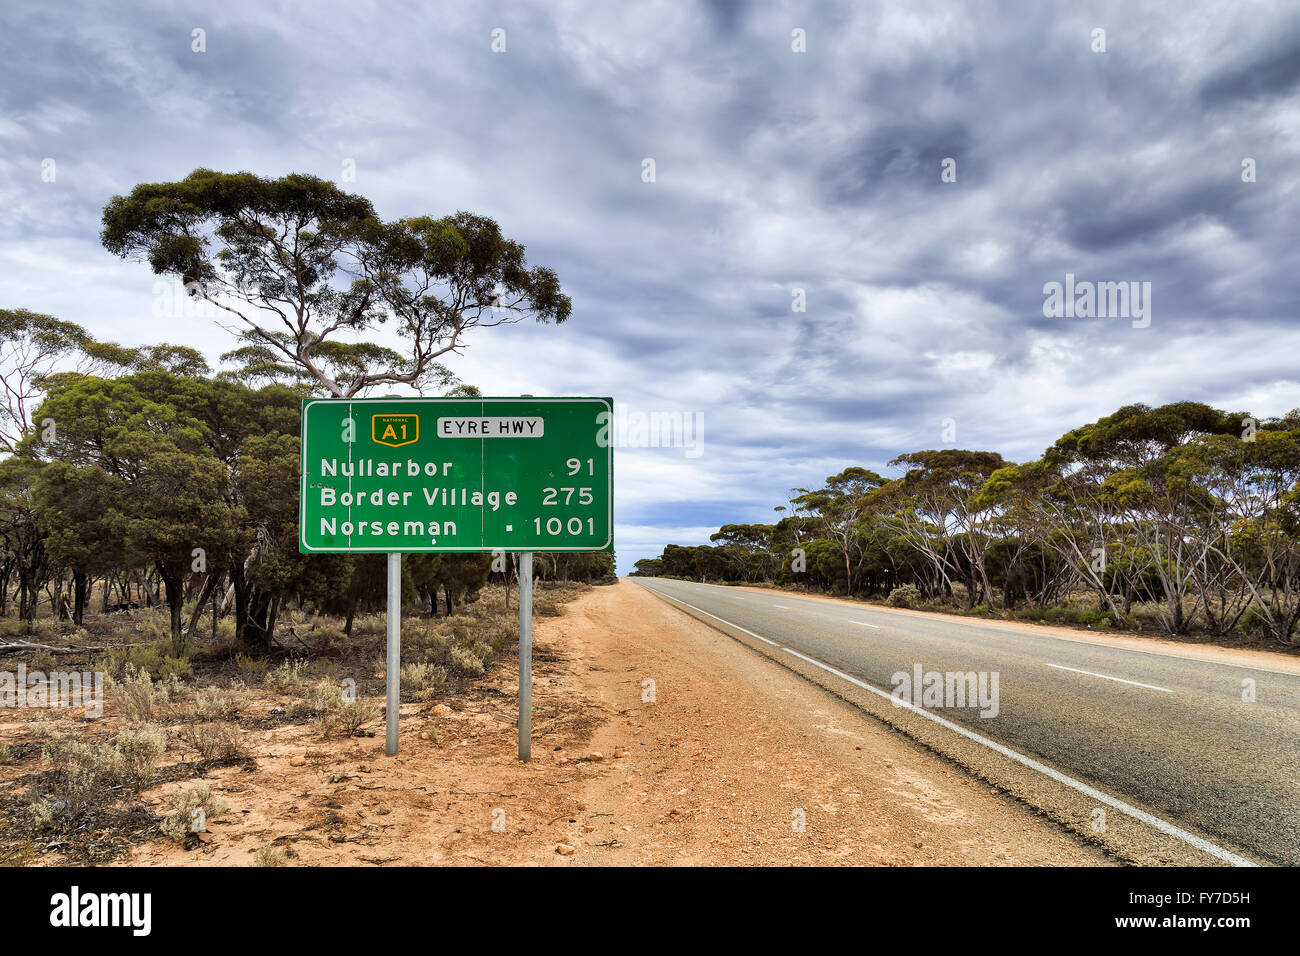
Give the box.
[299,396,614,758]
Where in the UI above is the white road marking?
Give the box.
[778,648,1253,867]
[850,620,881,628]
[638,584,1256,867]
[772,604,790,609]
[1046,663,1173,693]
[661,580,1300,678]
[651,592,779,645]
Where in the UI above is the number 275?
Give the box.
[543,487,593,506]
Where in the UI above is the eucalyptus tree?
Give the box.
[33,461,126,624]
[1170,425,1300,642]
[101,169,571,397]
[0,457,51,626]
[0,309,135,455]
[794,467,886,595]
[710,523,781,582]
[876,451,1005,607]
[1046,402,1245,633]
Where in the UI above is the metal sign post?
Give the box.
[386,551,401,756]
[518,551,533,761]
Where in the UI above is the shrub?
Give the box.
[263,659,310,694]
[323,701,378,738]
[31,724,167,829]
[311,624,348,654]
[157,654,193,682]
[887,584,922,609]
[400,662,448,701]
[252,844,287,867]
[175,721,247,762]
[29,718,78,740]
[104,641,192,683]
[213,617,238,646]
[1240,605,1270,634]
[32,618,72,641]
[159,783,228,842]
[114,665,181,724]
[302,677,378,738]
[192,683,250,720]
[116,725,170,776]
[449,644,485,678]
[234,653,267,678]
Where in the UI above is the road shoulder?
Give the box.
[559,581,1109,864]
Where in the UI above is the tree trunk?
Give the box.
[229,562,271,653]
[159,567,185,655]
[71,570,88,626]
[184,573,220,638]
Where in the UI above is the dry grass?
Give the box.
[0,580,594,863]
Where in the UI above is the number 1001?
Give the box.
[534,516,596,536]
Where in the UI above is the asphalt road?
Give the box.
[634,578,1300,866]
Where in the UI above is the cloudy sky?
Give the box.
[2,0,1299,572]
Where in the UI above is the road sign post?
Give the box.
[386,551,400,756]
[518,551,533,761]
[300,397,612,756]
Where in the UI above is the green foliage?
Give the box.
[100,170,569,397]
[640,401,1300,644]
[104,642,192,684]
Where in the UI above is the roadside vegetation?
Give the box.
[0,168,610,864]
[0,580,596,863]
[633,402,1300,647]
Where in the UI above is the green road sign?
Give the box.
[300,397,613,553]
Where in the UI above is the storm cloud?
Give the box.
[1,0,1298,571]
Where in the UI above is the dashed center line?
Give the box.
[849,620,881,628]
[1046,662,1173,693]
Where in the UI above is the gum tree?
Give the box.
[875,451,1006,607]
[794,467,886,595]
[0,309,135,455]
[101,169,571,397]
